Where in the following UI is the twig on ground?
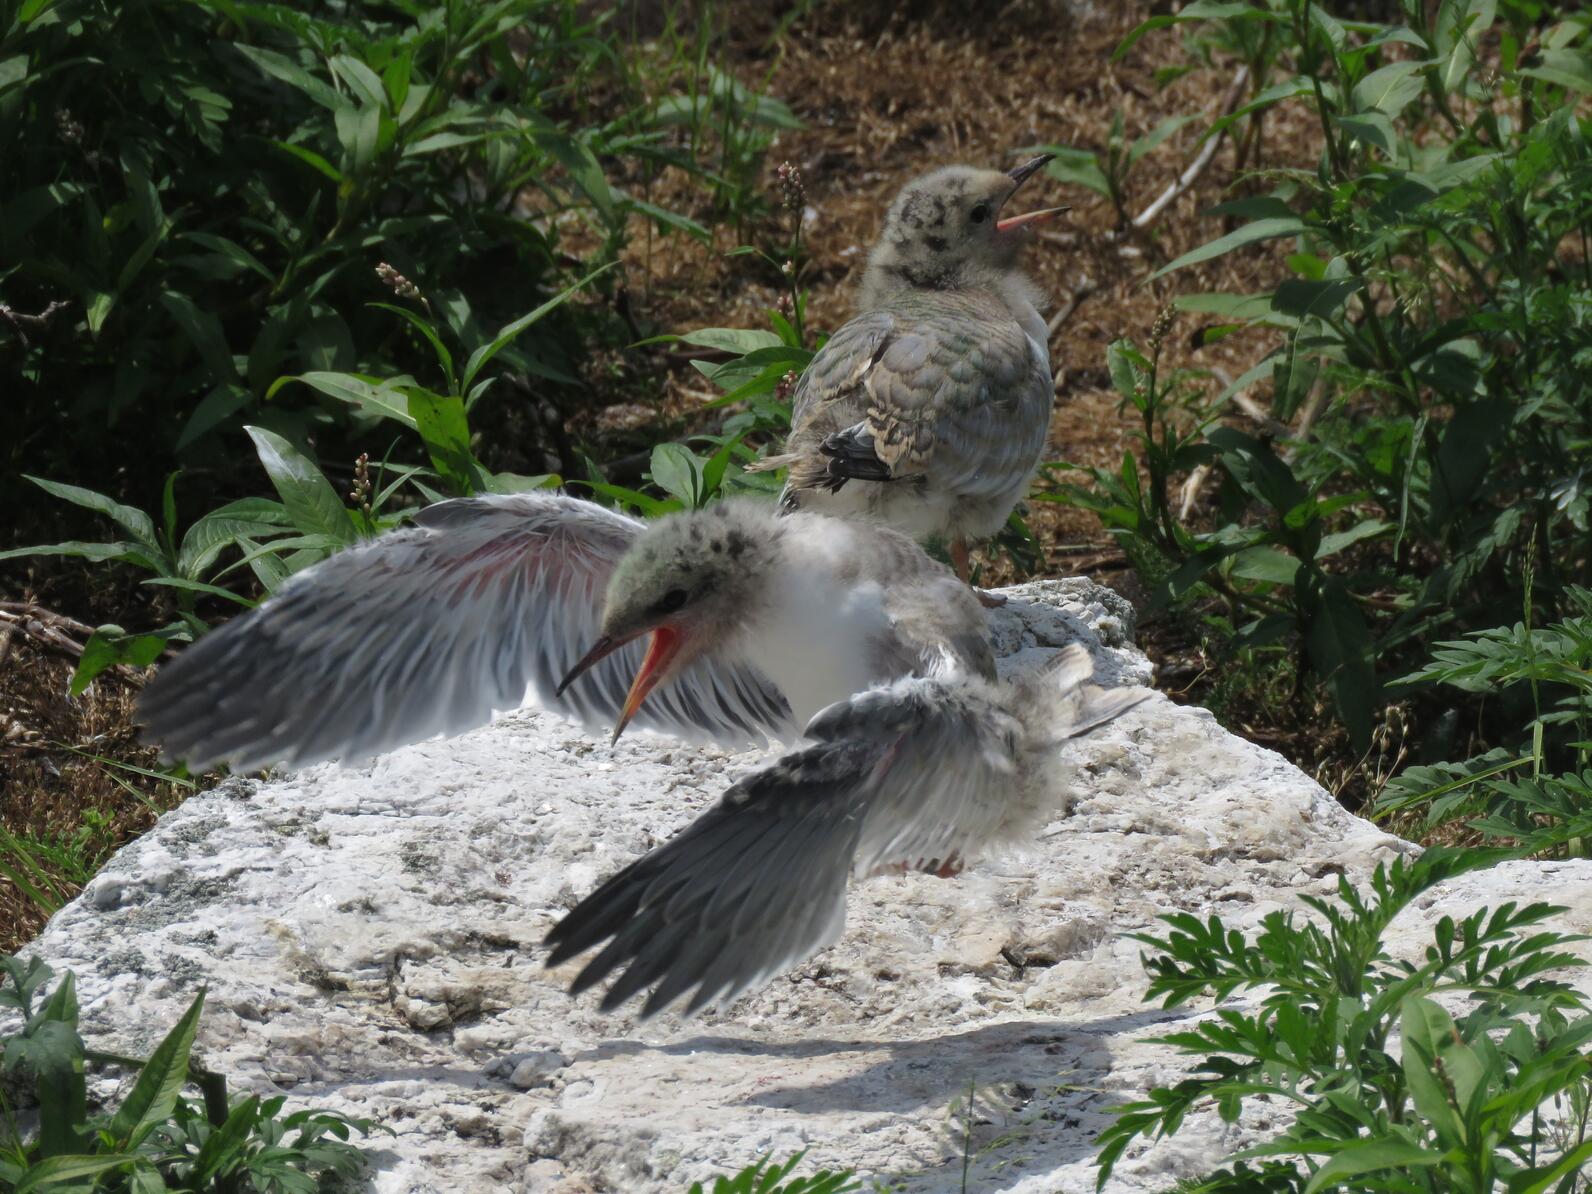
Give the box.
[1048,275,1098,340]
[0,607,90,661]
[1131,66,1251,231]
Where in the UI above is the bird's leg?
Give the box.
[951,537,971,583]
[952,537,1008,609]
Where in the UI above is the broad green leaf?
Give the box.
[71,626,174,694]
[1230,546,1300,586]
[1271,277,1362,319]
[461,262,618,392]
[1302,1140,1445,1193]
[1153,217,1309,279]
[1127,114,1198,167]
[1039,146,1112,199]
[330,54,386,110]
[679,327,783,354]
[0,540,153,565]
[1316,520,1392,560]
[370,302,455,390]
[159,291,238,382]
[484,472,558,495]
[270,140,343,182]
[141,577,256,607]
[625,197,710,242]
[231,43,340,110]
[1400,996,1469,1149]
[24,476,160,552]
[1352,61,1430,115]
[532,128,614,220]
[279,371,416,427]
[245,426,356,544]
[1521,48,1592,94]
[1335,112,1399,157]
[15,1154,137,1193]
[175,382,251,451]
[650,443,702,507]
[108,991,205,1150]
[408,390,485,495]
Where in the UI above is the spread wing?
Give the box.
[543,670,1026,1018]
[137,492,794,771]
[776,300,1052,502]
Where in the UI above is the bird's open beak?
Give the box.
[611,626,682,744]
[997,153,1068,233]
[1006,153,1054,187]
[554,626,685,745]
[996,205,1070,232]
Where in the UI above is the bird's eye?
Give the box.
[656,587,689,613]
[970,203,991,225]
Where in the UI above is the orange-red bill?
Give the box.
[611,625,683,744]
[995,205,1070,233]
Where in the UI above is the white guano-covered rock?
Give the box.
[17,578,1592,1192]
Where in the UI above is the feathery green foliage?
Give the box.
[1096,848,1592,1192]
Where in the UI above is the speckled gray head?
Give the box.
[556,501,783,740]
[861,154,1065,303]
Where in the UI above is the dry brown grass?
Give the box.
[0,615,190,951]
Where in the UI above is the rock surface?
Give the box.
[16,578,1592,1192]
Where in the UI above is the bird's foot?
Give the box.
[974,587,1007,609]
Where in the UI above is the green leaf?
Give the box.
[1038,146,1112,199]
[282,371,416,428]
[679,327,783,354]
[625,196,710,242]
[159,291,238,383]
[371,303,454,391]
[1300,570,1378,751]
[244,426,356,544]
[24,476,160,553]
[330,54,387,110]
[230,43,340,110]
[1352,61,1430,115]
[1271,277,1362,319]
[1153,217,1309,279]
[1316,520,1392,560]
[532,128,614,221]
[1230,546,1301,586]
[1302,1140,1446,1193]
[460,262,618,392]
[650,443,702,508]
[71,626,174,695]
[15,1154,137,1193]
[1521,47,1592,94]
[141,577,256,607]
[408,390,485,495]
[108,990,205,1150]
[270,140,343,182]
[0,540,155,566]
[1400,995,1469,1149]
[1127,114,1198,167]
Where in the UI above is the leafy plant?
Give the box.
[685,1153,859,1194]
[1047,1,1592,756]
[1378,585,1592,856]
[1096,847,1592,1192]
[0,955,379,1191]
[1032,111,1198,228]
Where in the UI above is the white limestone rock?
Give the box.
[15,578,1592,1192]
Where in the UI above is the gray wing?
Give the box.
[138,492,794,771]
[775,300,1052,502]
[543,671,1023,1018]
